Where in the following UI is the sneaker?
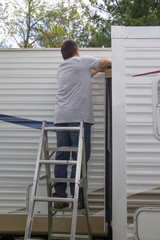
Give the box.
[72,201,85,209]
[54,202,69,209]
[78,201,85,209]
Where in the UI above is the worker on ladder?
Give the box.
[53,40,111,209]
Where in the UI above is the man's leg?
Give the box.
[84,123,91,163]
[69,123,79,200]
[53,126,70,200]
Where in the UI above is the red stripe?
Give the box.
[133,70,160,77]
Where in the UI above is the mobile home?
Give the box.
[0,26,160,240]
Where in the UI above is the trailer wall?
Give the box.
[112,26,160,240]
[0,48,111,235]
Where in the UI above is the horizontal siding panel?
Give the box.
[123,27,160,39]
[125,49,160,59]
[126,59,160,67]
[0,83,57,89]
[0,49,62,58]
[0,95,55,103]
[0,58,61,64]
[125,67,160,77]
[125,39,160,48]
[126,104,152,112]
[0,69,57,77]
[126,113,152,123]
[126,76,159,85]
[0,63,59,68]
[126,84,153,123]
[1,77,56,83]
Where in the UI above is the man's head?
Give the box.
[61,40,79,60]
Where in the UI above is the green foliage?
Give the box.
[87,20,111,47]
[104,0,160,26]
[88,0,160,47]
[36,1,90,47]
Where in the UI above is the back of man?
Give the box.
[55,55,98,124]
[53,40,111,209]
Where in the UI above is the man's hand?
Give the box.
[98,66,108,72]
[98,58,111,68]
[91,58,111,77]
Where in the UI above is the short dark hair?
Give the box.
[61,40,78,60]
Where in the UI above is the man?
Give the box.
[53,40,111,209]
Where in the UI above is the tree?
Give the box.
[1,0,92,48]
[85,0,111,47]
[0,1,8,47]
[1,0,52,48]
[89,0,160,26]
[105,0,160,26]
[36,0,91,47]
[88,0,160,47]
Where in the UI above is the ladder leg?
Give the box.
[70,122,83,240]
[24,122,46,240]
[44,131,53,240]
[82,140,92,240]
[24,181,38,239]
[24,163,42,239]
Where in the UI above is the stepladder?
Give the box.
[24,121,92,240]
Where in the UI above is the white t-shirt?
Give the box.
[54,56,98,124]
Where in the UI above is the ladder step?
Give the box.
[34,197,74,203]
[39,160,77,165]
[51,207,86,214]
[50,178,75,183]
[49,178,84,186]
[48,147,78,152]
[51,233,89,239]
[44,126,80,132]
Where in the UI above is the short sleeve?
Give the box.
[82,56,98,69]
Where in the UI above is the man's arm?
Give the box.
[91,58,111,77]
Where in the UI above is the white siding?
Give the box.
[0,48,111,216]
[112,26,160,240]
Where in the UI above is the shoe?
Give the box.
[78,201,85,209]
[72,201,85,209]
[54,202,69,209]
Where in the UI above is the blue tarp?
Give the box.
[0,114,54,129]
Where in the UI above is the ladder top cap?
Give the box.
[44,126,81,131]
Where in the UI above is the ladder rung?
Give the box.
[44,126,80,132]
[51,207,86,214]
[39,160,77,165]
[34,197,74,203]
[48,147,78,152]
[50,178,75,183]
[49,178,84,187]
[51,233,89,239]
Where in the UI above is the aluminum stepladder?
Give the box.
[24,121,92,240]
